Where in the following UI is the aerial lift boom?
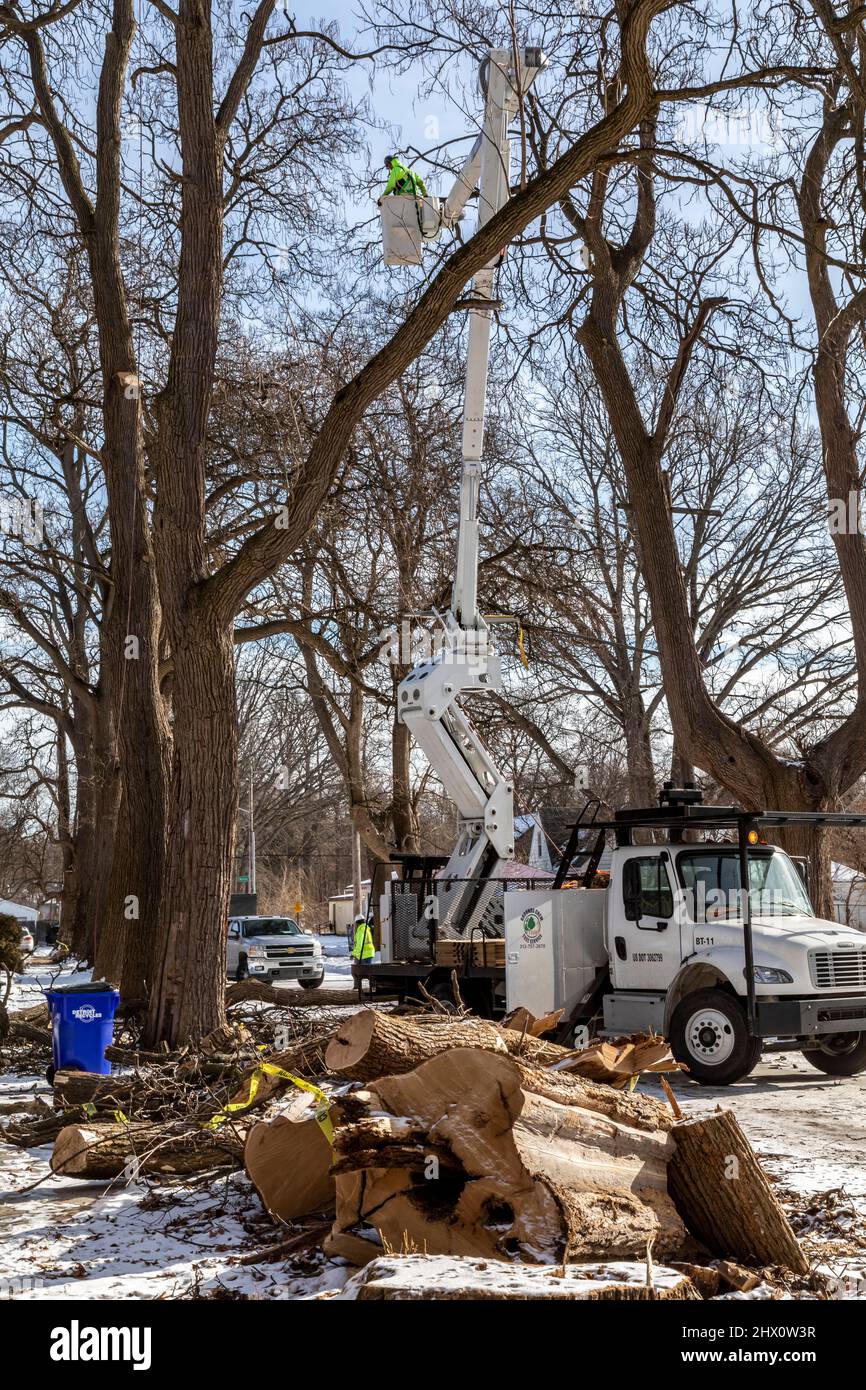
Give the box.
[395,47,547,931]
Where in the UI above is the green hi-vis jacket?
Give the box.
[351,921,375,961]
[383,159,428,198]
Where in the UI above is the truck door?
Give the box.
[611,851,680,991]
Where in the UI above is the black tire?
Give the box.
[670,987,762,1086]
[801,1033,866,1077]
[297,976,324,991]
[235,953,249,982]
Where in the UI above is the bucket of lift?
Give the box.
[381,195,442,266]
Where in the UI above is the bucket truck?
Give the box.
[362,51,866,1087]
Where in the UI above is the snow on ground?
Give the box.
[3,953,865,1299]
[0,1090,350,1300]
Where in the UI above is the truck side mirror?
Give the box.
[622,859,642,922]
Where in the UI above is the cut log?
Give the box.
[326,1047,685,1266]
[245,1104,336,1221]
[51,1119,245,1178]
[52,1070,148,1114]
[226,980,357,1009]
[337,1255,700,1301]
[509,1057,675,1134]
[668,1109,808,1273]
[324,1011,508,1083]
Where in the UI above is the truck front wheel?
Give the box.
[801,1033,866,1077]
[670,988,762,1086]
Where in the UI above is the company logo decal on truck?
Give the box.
[520,908,544,945]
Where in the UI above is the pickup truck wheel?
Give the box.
[235,954,249,982]
[297,976,324,990]
[670,988,762,1086]
[801,1033,866,1076]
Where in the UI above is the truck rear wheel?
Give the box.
[670,988,762,1086]
[801,1033,866,1076]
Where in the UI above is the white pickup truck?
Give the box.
[226,916,325,989]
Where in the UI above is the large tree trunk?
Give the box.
[144,621,237,1046]
[326,1048,684,1266]
[66,706,121,962]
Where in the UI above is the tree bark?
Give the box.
[326,1048,685,1266]
[144,622,237,1046]
[51,1118,244,1178]
[668,1110,808,1273]
[324,1010,510,1083]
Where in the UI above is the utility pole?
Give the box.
[248,771,257,897]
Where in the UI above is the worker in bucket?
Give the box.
[380,154,427,200]
[350,913,375,988]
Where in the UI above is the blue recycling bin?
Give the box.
[45,980,120,1078]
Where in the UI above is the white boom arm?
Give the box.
[397,47,546,911]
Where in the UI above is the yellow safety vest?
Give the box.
[352,921,374,961]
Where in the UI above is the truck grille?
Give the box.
[809,948,866,990]
[265,945,312,958]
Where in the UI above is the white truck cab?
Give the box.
[504,787,866,1084]
[226,916,324,990]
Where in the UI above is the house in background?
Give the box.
[513,809,612,880]
[0,897,37,929]
[327,879,372,934]
[831,863,866,930]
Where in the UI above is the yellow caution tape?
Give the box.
[517,623,529,669]
[203,1062,334,1144]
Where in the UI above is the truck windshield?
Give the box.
[243,919,301,937]
[677,850,813,920]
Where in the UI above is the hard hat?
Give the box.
[354,914,367,923]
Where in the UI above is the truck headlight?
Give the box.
[747,966,793,984]
[310,941,322,957]
[247,945,268,958]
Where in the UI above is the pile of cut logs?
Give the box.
[45,1008,810,1299]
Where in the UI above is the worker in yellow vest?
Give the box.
[350,914,374,988]
[381,154,428,200]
